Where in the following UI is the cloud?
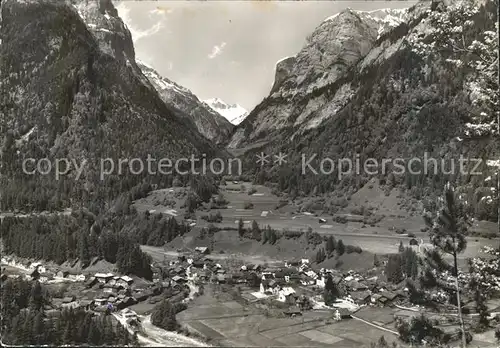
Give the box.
[116,3,163,43]
[208,42,227,59]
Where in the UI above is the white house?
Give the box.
[316,276,326,288]
[277,287,296,302]
[95,273,114,283]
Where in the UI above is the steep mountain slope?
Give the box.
[138,61,233,144]
[0,0,220,212]
[204,98,248,125]
[228,0,498,222]
[229,7,408,146]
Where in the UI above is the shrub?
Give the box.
[334,216,348,224]
[346,245,363,254]
[244,201,254,209]
[248,187,257,195]
[201,211,223,223]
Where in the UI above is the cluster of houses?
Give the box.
[151,251,408,319]
[0,257,86,283]
[254,260,408,310]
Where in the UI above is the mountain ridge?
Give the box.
[226,0,498,222]
[0,0,222,212]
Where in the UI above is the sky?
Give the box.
[115,1,416,111]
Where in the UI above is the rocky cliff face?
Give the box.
[70,0,233,144]
[228,0,498,222]
[0,0,220,211]
[229,8,408,148]
[138,61,233,144]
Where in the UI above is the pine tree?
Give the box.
[29,281,44,312]
[337,240,345,256]
[78,231,91,268]
[398,241,405,253]
[238,218,244,238]
[422,183,468,347]
[251,220,261,241]
[323,275,339,306]
[32,312,45,345]
[326,236,336,256]
[385,254,403,284]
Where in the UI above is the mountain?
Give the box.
[229,7,408,147]
[204,98,248,125]
[0,0,221,212]
[137,61,233,144]
[228,0,498,222]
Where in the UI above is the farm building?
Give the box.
[195,247,210,255]
[350,291,371,305]
[95,273,114,283]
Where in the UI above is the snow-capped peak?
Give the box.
[204,98,248,125]
[323,7,408,39]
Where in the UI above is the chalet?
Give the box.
[350,291,371,305]
[347,281,369,292]
[192,260,205,268]
[94,299,108,306]
[231,273,246,284]
[195,247,210,255]
[334,308,352,319]
[95,273,114,283]
[197,271,209,281]
[117,276,134,287]
[377,291,403,306]
[216,274,226,284]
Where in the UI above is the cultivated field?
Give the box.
[176,285,400,347]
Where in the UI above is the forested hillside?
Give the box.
[229,0,499,222]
